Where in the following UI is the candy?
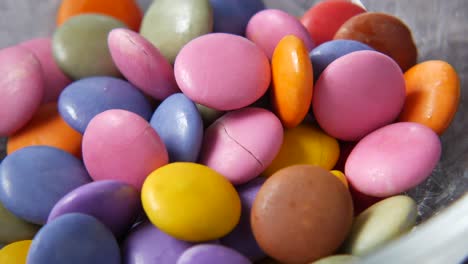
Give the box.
[199,107,283,185]
[48,180,140,238]
[196,104,224,127]
[0,46,44,136]
[56,0,142,31]
[246,9,314,59]
[52,14,125,79]
[252,165,353,263]
[141,162,241,242]
[345,122,441,197]
[398,60,460,135]
[0,240,32,264]
[177,244,252,264]
[210,0,265,35]
[271,35,314,128]
[311,254,360,264]
[7,103,82,157]
[140,0,213,64]
[0,202,39,244]
[150,93,204,162]
[108,28,179,101]
[19,38,71,103]
[27,213,120,264]
[330,170,349,188]
[175,33,271,111]
[334,12,417,71]
[82,109,168,189]
[313,50,406,141]
[342,195,417,256]
[58,76,152,133]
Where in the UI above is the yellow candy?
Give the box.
[0,240,32,264]
[330,170,349,188]
[141,162,241,242]
[263,125,340,176]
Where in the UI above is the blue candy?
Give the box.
[0,146,91,224]
[58,76,153,133]
[310,40,374,80]
[210,0,265,35]
[150,93,203,162]
[27,213,120,264]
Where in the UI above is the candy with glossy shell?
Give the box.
[7,103,82,157]
[0,202,39,244]
[150,93,204,162]
[345,122,441,197]
[199,107,283,185]
[48,180,140,238]
[175,33,271,111]
[140,0,213,64]
[196,104,224,127]
[334,12,417,71]
[0,46,44,136]
[252,165,353,263]
[108,28,179,100]
[263,125,340,177]
[56,0,142,30]
[53,14,125,79]
[82,110,168,189]
[398,60,460,135]
[210,0,265,35]
[20,38,71,103]
[0,240,32,264]
[27,214,120,264]
[313,50,406,141]
[246,9,314,59]
[177,244,251,264]
[330,170,348,188]
[271,35,313,128]
[58,76,152,133]
[311,254,360,264]
[141,162,241,242]
[0,146,91,224]
[342,195,417,256]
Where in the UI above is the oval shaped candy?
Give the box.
[20,38,71,103]
[7,103,82,157]
[345,122,441,197]
[263,125,340,177]
[301,1,366,45]
[334,12,417,71]
[58,76,152,133]
[311,254,360,264]
[0,46,44,136]
[57,0,142,31]
[141,162,241,242]
[177,244,251,264]
[342,195,417,256]
[271,35,313,128]
[83,110,168,189]
[196,104,224,127]
[53,14,125,80]
[48,180,140,238]
[123,222,195,264]
[398,60,460,135]
[108,28,179,100]
[330,170,349,188]
[313,50,406,141]
[210,0,265,35]
[252,165,353,263]
[175,33,271,111]
[140,0,213,64]
[0,240,32,264]
[0,146,91,224]
[150,93,203,162]
[27,213,120,264]
[246,9,314,59]
[199,107,283,185]
[0,202,39,244]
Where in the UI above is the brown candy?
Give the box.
[334,12,417,71]
[251,165,354,264]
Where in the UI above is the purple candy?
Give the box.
[220,177,266,261]
[47,180,140,238]
[177,244,252,264]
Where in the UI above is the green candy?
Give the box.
[0,201,40,244]
[311,255,359,264]
[140,0,213,64]
[53,14,125,80]
[196,104,224,127]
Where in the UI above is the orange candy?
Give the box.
[7,103,82,157]
[398,60,460,135]
[330,170,349,188]
[271,35,314,128]
[56,0,143,31]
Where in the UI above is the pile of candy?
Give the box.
[0,0,461,263]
